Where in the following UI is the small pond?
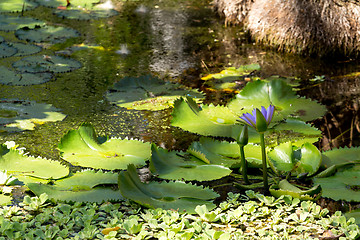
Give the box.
[0,0,359,199]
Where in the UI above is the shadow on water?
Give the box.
[0,0,359,161]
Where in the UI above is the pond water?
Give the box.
[0,0,359,164]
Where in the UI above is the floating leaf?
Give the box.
[27,184,123,203]
[149,144,231,181]
[0,0,38,13]
[270,179,321,201]
[13,55,82,73]
[0,66,53,86]
[0,42,17,58]
[15,25,80,43]
[0,193,12,206]
[321,146,360,168]
[345,209,360,226]
[118,164,219,213]
[0,99,66,132]
[26,170,122,203]
[0,15,45,31]
[0,144,69,179]
[201,64,260,90]
[268,142,321,176]
[106,75,204,110]
[0,36,4,42]
[314,165,360,202]
[11,43,42,57]
[188,137,263,168]
[34,0,99,8]
[227,79,326,122]
[59,123,151,170]
[54,8,118,20]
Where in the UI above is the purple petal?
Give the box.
[240,113,256,128]
[266,105,275,123]
[261,106,267,119]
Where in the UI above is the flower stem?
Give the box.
[259,133,269,194]
[239,145,249,184]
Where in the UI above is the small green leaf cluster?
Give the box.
[0,192,358,240]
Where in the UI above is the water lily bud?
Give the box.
[237,125,248,146]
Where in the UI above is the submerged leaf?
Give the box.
[106,75,204,110]
[119,164,219,213]
[0,144,69,180]
[59,123,151,170]
[149,144,231,181]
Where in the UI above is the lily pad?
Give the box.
[0,15,45,31]
[11,43,42,57]
[15,25,80,43]
[0,144,69,180]
[268,142,321,176]
[270,179,321,201]
[188,137,263,168]
[34,0,99,8]
[0,66,53,86]
[118,164,219,213]
[27,170,123,203]
[58,123,151,170]
[0,36,4,42]
[106,75,204,111]
[0,0,38,13]
[0,99,66,132]
[345,209,360,226]
[54,8,118,20]
[321,146,360,168]
[314,165,360,202]
[149,144,232,181]
[0,42,17,58]
[227,79,326,122]
[13,55,82,73]
[201,64,260,90]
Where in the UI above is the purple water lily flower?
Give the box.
[239,105,275,132]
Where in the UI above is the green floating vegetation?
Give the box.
[0,99,66,132]
[58,123,151,170]
[11,42,42,57]
[54,8,119,20]
[0,15,45,31]
[270,179,321,201]
[0,66,52,86]
[27,170,123,203]
[0,42,17,58]
[0,144,69,180]
[34,0,99,8]
[12,55,82,73]
[314,165,360,202]
[119,164,219,214]
[0,0,38,13]
[15,25,80,43]
[106,75,204,111]
[321,146,360,168]
[149,144,232,181]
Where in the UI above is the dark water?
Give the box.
[0,0,359,162]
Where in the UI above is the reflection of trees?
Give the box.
[149,7,193,77]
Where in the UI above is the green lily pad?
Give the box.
[188,137,263,168]
[227,79,326,122]
[118,164,219,213]
[106,75,204,111]
[13,55,82,73]
[0,66,53,86]
[321,146,360,168]
[0,99,66,132]
[149,144,232,181]
[270,179,321,201]
[314,165,360,202]
[27,170,123,203]
[201,64,261,91]
[58,123,151,170]
[34,0,99,8]
[11,43,42,57]
[268,142,321,176]
[28,184,123,203]
[0,193,12,206]
[345,209,360,226]
[0,15,45,31]
[0,144,69,179]
[15,25,80,43]
[54,8,118,20]
[0,42,17,58]
[0,0,38,13]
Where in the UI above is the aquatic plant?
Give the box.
[239,105,275,192]
[236,125,249,184]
